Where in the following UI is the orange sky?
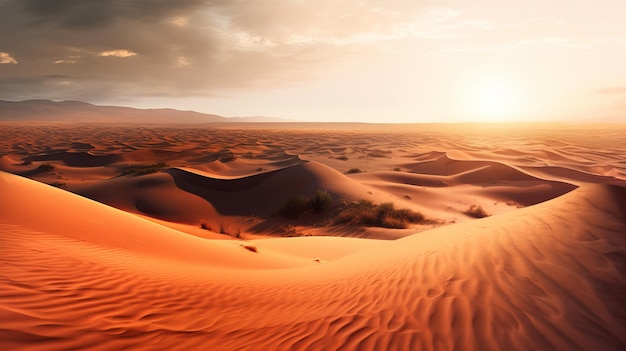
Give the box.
[1,0,625,122]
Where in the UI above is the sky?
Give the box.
[0,0,625,123]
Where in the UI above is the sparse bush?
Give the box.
[336,156,349,161]
[280,195,311,219]
[346,168,363,174]
[218,150,236,163]
[335,200,424,229]
[36,163,55,172]
[279,189,334,219]
[120,162,169,176]
[505,200,524,208]
[464,205,490,218]
[201,221,243,239]
[310,189,333,213]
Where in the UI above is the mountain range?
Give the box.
[0,100,291,124]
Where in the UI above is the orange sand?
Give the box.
[1,123,625,350]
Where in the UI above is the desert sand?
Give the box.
[1,123,625,350]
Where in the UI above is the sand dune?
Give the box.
[1,172,624,350]
[1,123,625,350]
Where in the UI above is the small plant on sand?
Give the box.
[280,195,311,219]
[464,204,490,218]
[334,200,424,229]
[120,162,169,176]
[346,168,363,174]
[279,189,334,219]
[201,221,243,239]
[36,163,55,172]
[218,150,236,163]
[336,156,349,161]
[310,189,333,214]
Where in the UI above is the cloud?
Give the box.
[97,50,137,58]
[595,86,626,95]
[20,0,210,29]
[0,52,18,64]
[5,0,474,101]
[176,56,191,67]
[1,0,619,109]
[170,16,190,28]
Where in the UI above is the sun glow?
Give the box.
[467,77,520,122]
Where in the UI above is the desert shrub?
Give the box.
[310,189,333,213]
[346,168,363,174]
[218,150,236,163]
[120,162,169,176]
[336,156,349,161]
[201,221,243,239]
[280,189,334,218]
[280,195,311,219]
[334,200,424,229]
[36,163,55,172]
[464,205,490,218]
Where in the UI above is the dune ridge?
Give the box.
[1,123,625,350]
[1,171,625,350]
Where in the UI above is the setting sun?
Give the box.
[467,78,520,122]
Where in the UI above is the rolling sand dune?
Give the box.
[1,172,625,350]
[1,123,625,350]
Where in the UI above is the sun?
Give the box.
[467,78,519,122]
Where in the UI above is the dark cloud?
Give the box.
[0,0,432,103]
[21,0,210,28]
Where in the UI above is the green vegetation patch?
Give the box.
[334,200,424,229]
[280,189,334,219]
[119,162,169,176]
[464,204,490,218]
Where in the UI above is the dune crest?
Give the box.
[1,172,625,350]
[1,123,625,350]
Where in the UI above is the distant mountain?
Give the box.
[0,100,292,124]
[228,116,298,123]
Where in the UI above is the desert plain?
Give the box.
[0,122,625,350]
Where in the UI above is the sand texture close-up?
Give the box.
[1,123,625,350]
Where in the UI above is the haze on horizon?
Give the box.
[0,0,625,123]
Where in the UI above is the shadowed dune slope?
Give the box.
[1,170,625,350]
[70,172,220,224]
[165,161,376,216]
[0,171,314,269]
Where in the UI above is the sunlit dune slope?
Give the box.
[1,171,624,350]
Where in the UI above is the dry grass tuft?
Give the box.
[120,162,169,176]
[464,204,490,218]
[335,200,424,229]
[280,189,334,219]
